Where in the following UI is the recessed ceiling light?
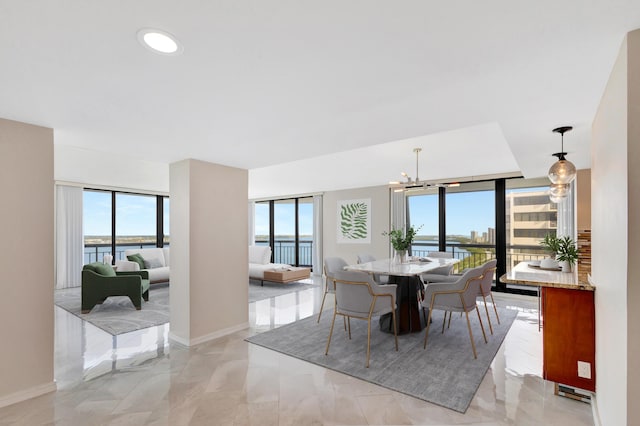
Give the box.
[137,28,183,55]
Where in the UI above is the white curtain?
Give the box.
[248,201,255,246]
[56,185,84,289]
[556,181,576,239]
[389,189,406,256]
[312,195,323,276]
[390,189,406,231]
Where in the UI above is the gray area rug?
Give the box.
[248,279,318,303]
[246,306,517,413]
[54,284,170,335]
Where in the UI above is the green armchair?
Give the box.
[81,262,150,313]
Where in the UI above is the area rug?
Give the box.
[246,306,517,413]
[248,279,318,303]
[54,283,170,335]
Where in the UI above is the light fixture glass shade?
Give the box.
[549,194,565,204]
[549,183,569,197]
[548,159,577,184]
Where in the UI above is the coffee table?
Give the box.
[262,267,311,285]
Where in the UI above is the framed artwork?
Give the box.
[337,198,371,244]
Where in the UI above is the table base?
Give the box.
[379,275,426,334]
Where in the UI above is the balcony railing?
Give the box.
[84,242,166,264]
[411,242,549,275]
[255,239,313,266]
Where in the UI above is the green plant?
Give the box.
[540,233,561,254]
[556,236,579,265]
[383,225,422,251]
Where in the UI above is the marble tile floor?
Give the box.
[0,278,594,425]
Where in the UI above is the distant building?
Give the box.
[470,230,478,242]
[505,190,557,247]
[488,227,495,245]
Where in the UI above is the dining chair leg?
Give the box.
[490,292,501,324]
[464,310,478,359]
[441,311,447,334]
[482,294,494,335]
[317,289,328,323]
[447,311,453,329]
[325,311,338,355]
[475,305,488,343]
[424,300,435,349]
[347,317,352,339]
[366,318,371,368]
[391,306,398,351]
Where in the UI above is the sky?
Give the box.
[408,191,495,236]
[83,191,170,236]
[254,201,313,236]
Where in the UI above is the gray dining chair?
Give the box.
[325,271,398,368]
[420,251,455,284]
[421,265,487,359]
[477,259,499,334]
[318,257,349,323]
[356,253,389,284]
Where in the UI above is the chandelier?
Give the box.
[389,148,459,192]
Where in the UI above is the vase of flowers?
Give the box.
[383,225,421,264]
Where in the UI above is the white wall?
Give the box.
[591,28,640,425]
[55,144,169,193]
[0,118,56,406]
[169,159,248,345]
[323,185,391,264]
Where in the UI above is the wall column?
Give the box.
[169,159,248,345]
[0,118,55,407]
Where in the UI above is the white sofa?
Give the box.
[248,245,290,281]
[115,247,170,284]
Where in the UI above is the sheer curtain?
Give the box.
[312,195,323,276]
[556,181,576,239]
[248,201,255,246]
[56,185,84,289]
[389,189,406,256]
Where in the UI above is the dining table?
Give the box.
[345,257,460,334]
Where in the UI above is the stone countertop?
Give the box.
[500,261,595,291]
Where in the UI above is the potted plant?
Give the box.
[539,233,561,269]
[556,236,579,272]
[383,225,421,263]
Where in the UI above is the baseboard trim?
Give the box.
[591,392,602,426]
[0,381,57,409]
[169,322,249,347]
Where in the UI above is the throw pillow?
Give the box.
[144,258,164,269]
[84,262,116,277]
[127,253,146,270]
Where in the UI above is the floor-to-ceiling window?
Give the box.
[445,181,496,271]
[407,187,440,256]
[253,197,314,267]
[406,177,558,294]
[115,193,157,256]
[83,190,113,263]
[504,177,557,291]
[83,189,169,263]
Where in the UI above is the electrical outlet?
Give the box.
[578,361,592,379]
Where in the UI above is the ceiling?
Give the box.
[1,1,639,198]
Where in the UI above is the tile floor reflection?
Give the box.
[0,277,594,425]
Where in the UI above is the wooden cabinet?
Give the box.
[542,287,596,391]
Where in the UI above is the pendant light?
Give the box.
[548,126,577,185]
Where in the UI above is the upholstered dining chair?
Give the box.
[325,271,398,367]
[477,259,500,334]
[420,251,455,284]
[356,253,389,284]
[318,257,349,323]
[421,266,487,359]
